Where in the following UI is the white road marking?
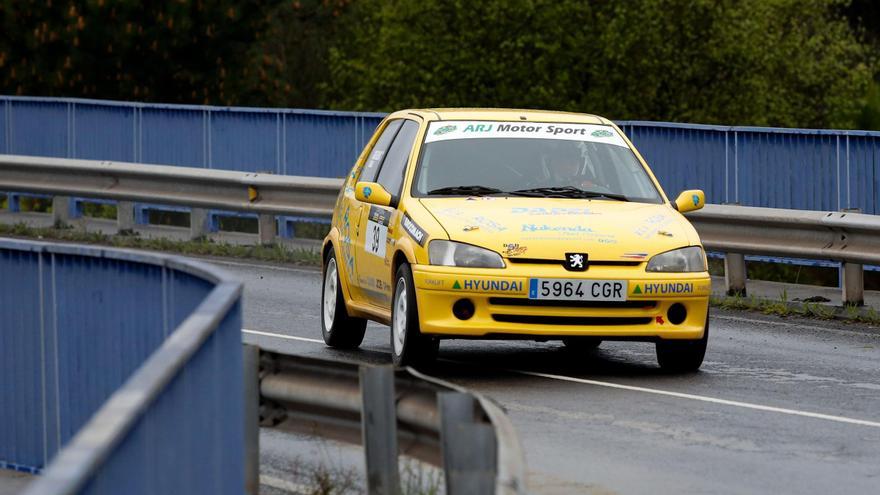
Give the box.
[260,473,311,494]
[243,328,880,429]
[243,328,325,344]
[512,369,880,429]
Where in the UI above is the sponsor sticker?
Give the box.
[425,121,628,147]
[434,124,457,135]
[503,243,527,256]
[521,224,594,234]
[453,279,523,292]
[632,282,694,295]
[401,213,427,246]
[511,207,595,216]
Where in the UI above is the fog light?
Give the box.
[667,303,687,325]
[452,299,475,320]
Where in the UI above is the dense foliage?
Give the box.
[1,0,878,129]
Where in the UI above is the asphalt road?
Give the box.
[220,257,880,495]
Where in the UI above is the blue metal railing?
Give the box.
[3,95,879,213]
[0,238,243,494]
[617,121,880,214]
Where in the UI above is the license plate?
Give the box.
[528,278,627,301]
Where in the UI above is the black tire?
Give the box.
[390,263,438,367]
[655,317,709,372]
[562,337,602,351]
[321,251,367,348]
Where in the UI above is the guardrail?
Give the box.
[4,95,880,214]
[256,351,526,495]
[2,153,878,305]
[687,205,880,305]
[0,238,245,494]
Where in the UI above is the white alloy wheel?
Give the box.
[393,277,408,355]
[323,258,338,332]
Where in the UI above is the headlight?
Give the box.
[429,240,505,268]
[646,246,706,272]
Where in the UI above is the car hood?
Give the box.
[419,196,697,261]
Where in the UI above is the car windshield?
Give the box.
[413,121,663,203]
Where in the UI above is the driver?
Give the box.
[540,144,597,188]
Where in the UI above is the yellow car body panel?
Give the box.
[325,108,709,341]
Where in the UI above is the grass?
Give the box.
[710,290,880,325]
[0,221,322,266]
[283,454,443,495]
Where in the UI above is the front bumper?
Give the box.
[412,265,710,340]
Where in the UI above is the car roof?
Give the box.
[389,108,611,125]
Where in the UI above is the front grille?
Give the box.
[492,314,653,326]
[506,258,642,267]
[489,297,656,309]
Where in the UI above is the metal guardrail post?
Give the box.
[190,208,210,239]
[258,214,276,244]
[52,195,71,226]
[439,392,497,495]
[117,201,135,233]
[724,253,747,296]
[360,365,401,495]
[243,344,260,495]
[842,263,864,306]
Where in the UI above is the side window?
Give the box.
[376,120,420,198]
[359,120,403,183]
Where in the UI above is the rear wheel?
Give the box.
[655,318,708,372]
[562,337,602,351]
[321,252,367,348]
[391,263,438,367]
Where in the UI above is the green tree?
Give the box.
[0,0,273,104]
[230,0,352,108]
[324,0,876,128]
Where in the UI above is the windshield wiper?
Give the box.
[510,186,629,201]
[427,185,505,196]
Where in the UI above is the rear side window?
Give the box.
[359,120,403,183]
[376,120,420,198]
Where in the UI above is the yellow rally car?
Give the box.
[321,109,710,371]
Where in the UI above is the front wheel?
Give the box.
[655,318,708,372]
[321,252,367,348]
[391,263,438,367]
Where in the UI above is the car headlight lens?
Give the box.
[429,240,505,268]
[646,246,706,272]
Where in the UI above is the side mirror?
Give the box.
[355,182,393,207]
[674,189,705,213]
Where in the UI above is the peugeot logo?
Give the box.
[564,252,588,271]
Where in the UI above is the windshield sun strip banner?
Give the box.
[425,121,629,148]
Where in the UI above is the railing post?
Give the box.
[360,366,400,495]
[439,392,496,495]
[724,253,747,296]
[190,208,209,240]
[117,201,135,233]
[842,262,864,307]
[242,344,260,495]
[52,196,71,227]
[258,214,276,244]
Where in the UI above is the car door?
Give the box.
[342,119,403,303]
[354,119,420,307]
